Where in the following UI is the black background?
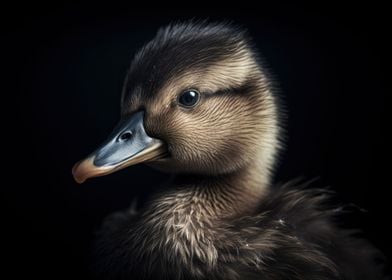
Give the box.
[3,3,390,279]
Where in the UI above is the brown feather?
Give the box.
[91,21,387,280]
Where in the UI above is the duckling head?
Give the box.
[72,22,280,185]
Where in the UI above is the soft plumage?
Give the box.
[94,181,386,280]
[73,22,387,279]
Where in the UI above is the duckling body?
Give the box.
[95,182,383,280]
[73,22,386,279]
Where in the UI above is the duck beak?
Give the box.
[72,111,166,184]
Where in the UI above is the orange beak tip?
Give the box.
[72,158,94,184]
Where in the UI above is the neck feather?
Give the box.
[158,160,270,221]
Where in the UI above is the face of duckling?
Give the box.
[73,23,278,183]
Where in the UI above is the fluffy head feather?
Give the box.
[120,22,279,180]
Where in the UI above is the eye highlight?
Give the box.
[177,90,200,108]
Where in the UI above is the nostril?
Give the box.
[119,131,132,142]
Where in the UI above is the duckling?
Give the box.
[72,22,386,280]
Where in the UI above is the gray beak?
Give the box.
[72,111,166,183]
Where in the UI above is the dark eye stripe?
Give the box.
[203,81,260,99]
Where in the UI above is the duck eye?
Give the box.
[178,90,200,108]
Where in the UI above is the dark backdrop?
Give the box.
[3,4,389,279]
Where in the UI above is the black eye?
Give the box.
[178,90,200,108]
